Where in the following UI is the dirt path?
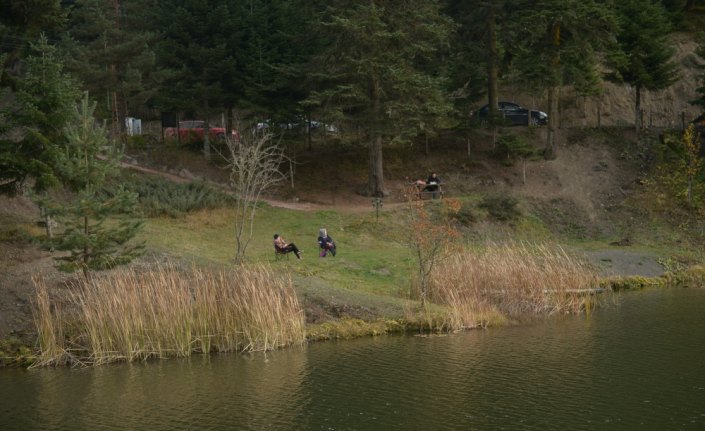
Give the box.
[581,249,665,278]
[121,160,399,212]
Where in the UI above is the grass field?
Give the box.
[138,194,610,329]
[142,203,418,318]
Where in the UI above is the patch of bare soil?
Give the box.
[0,196,71,343]
[581,249,665,278]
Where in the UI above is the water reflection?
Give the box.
[2,288,705,430]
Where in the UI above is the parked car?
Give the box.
[477,101,548,126]
[165,120,239,143]
[254,117,338,134]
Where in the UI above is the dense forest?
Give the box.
[2,0,705,198]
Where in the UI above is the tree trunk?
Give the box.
[226,106,234,139]
[487,7,499,118]
[467,133,471,158]
[545,21,561,159]
[368,133,385,196]
[203,103,211,160]
[307,111,313,151]
[635,85,642,135]
[597,103,602,128]
[368,77,386,197]
[545,85,559,159]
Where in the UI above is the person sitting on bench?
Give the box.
[423,172,441,193]
[318,228,337,257]
[273,233,302,259]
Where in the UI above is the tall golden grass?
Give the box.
[32,264,305,366]
[429,242,604,329]
[32,278,69,366]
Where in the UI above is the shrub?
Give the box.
[479,194,521,222]
[107,173,233,217]
[454,201,478,226]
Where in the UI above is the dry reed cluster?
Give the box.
[32,264,305,366]
[429,242,603,328]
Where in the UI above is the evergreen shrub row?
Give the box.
[108,173,233,217]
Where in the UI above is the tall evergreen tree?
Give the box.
[233,0,315,116]
[62,0,163,135]
[0,35,80,195]
[445,0,511,122]
[51,94,143,276]
[155,0,239,157]
[307,0,454,196]
[610,0,678,134]
[0,0,66,87]
[154,0,318,142]
[156,0,235,113]
[511,0,617,158]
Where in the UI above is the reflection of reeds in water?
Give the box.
[32,264,305,366]
[429,242,603,329]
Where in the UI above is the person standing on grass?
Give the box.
[274,233,302,259]
[318,228,337,257]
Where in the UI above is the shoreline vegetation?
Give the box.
[4,126,705,367]
[1,203,703,367]
[27,241,683,368]
[32,264,305,367]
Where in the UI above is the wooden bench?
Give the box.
[402,184,444,201]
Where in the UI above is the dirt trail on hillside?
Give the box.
[120,160,393,212]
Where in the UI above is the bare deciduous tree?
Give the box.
[227,133,286,263]
[400,190,461,306]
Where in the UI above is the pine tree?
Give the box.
[0,0,66,87]
[0,35,80,195]
[52,94,143,276]
[155,0,239,157]
[510,0,618,158]
[445,0,511,123]
[610,0,679,134]
[306,0,454,196]
[61,0,163,135]
[221,0,320,145]
[155,0,235,113]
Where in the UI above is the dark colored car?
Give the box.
[477,101,548,126]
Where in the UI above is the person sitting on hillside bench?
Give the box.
[423,172,441,192]
[273,233,302,259]
[422,172,442,199]
[317,228,337,257]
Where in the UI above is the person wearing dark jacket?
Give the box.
[423,172,441,192]
[317,228,336,257]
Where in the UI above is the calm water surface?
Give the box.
[1,288,704,430]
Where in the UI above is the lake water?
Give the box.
[1,287,704,430]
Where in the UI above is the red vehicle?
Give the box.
[165,120,239,143]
